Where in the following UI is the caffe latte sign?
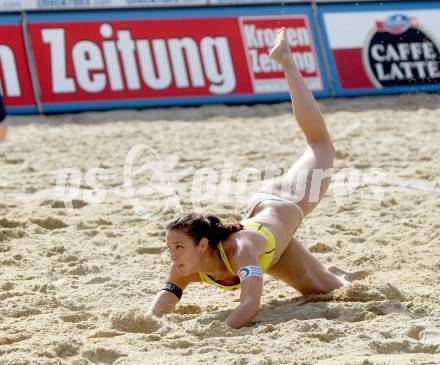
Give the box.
[364,14,440,88]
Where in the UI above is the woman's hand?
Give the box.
[224,293,261,329]
[147,289,180,317]
[147,263,199,317]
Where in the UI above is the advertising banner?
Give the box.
[240,15,324,93]
[0,15,37,114]
[318,2,440,96]
[26,6,329,113]
[0,0,207,12]
[0,0,400,12]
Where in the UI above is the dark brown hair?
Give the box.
[166,213,243,250]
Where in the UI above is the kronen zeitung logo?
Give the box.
[364,14,440,87]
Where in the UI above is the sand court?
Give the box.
[0,94,440,364]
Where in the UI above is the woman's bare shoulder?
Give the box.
[226,231,266,270]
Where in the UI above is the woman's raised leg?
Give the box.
[261,28,335,217]
[262,29,345,295]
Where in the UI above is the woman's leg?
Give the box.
[261,28,335,217]
[267,237,347,295]
[263,30,343,295]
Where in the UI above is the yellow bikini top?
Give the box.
[198,219,276,290]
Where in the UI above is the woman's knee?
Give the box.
[309,139,335,162]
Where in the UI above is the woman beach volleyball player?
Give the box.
[148,28,349,328]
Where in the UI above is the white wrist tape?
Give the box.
[238,265,263,282]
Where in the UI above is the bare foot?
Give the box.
[269,27,291,64]
[328,266,373,282]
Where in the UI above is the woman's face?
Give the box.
[166,229,205,276]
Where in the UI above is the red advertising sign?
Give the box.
[28,18,253,104]
[239,15,324,93]
[26,9,327,111]
[0,22,36,110]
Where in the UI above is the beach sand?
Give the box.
[1,94,439,364]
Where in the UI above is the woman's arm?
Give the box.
[224,276,263,328]
[147,263,198,317]
[224,244,264,329]
[0,124,7,142]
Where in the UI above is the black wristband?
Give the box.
[162,281,182,300]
